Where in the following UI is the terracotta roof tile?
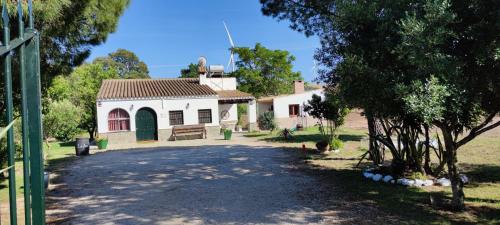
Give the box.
[216,90,254,100]
[97,78,217,100]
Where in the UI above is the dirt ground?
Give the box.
[45,135,390,225]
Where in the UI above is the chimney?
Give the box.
[294,80,305,94]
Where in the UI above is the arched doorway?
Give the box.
[135,108,158,141]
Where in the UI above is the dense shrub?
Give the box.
[279,128,294,140]
[258,112,277,130]
[43,100,82,142]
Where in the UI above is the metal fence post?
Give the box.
[2,2,18,224]
[1,0,44,223]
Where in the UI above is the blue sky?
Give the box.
[88,0,320,81]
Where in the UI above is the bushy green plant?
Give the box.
[330,138,344,150]
[279,128,294,140]
[305,93,349,151]
[258,112,277,131]
[409,172,427,180]
[43,100,82,142]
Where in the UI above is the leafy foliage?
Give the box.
[48,63,119,139]
[180,63,199,78]
[43,100,81,142]
[258,112,277,131]
[0,0,130,115]
[94,49,150,79]
[279,128,294,140]
[261,0,500,209]
[330,137,344,150]
[305,93,349,151]
[232,43,302,98]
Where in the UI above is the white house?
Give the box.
[96,73,256,144]
[257,81,324,129]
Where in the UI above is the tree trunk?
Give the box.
[367,114,381,165]
[442,128,465,210]
[424,125,432,174]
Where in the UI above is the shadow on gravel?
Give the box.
[46,144,379,225]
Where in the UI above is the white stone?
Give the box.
[414,179,425,186]
[460,174,469,184]
[390,180,396,184]
[423,180,434,186]
[398,178,415,186]
[372,174,383,181]
[383,175,393,183]
[437,178,451,186]
[363,172,374,178]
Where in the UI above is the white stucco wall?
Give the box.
[257,102,273,117]
[97,96,220,134]
[218,103,238,122]
[248,100,257,123]
[199,75,237,91]
[270,89,324,118]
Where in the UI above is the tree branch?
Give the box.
[457,113,500,147]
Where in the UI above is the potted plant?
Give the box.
[315,139,329,152]
[224,129,233,140]
[304,93,349,152]
[96,137,108,150]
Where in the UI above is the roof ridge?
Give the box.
[103,78,199,82]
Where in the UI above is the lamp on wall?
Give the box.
[130,104,134,111]
[186,103,190,109]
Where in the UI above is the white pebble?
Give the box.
[415,179,425,186]
[437,178,451,186]
[363,172,374,178]
[372,174,383,182]
[423,180,434,186]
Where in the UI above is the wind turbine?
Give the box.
[223,21,236,73]
[312,59,318,76]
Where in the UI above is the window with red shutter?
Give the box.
[289,104,300,117]
[108,108,130,131]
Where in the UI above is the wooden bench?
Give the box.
[172,124,207,141]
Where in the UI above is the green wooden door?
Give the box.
[135,108,158,141]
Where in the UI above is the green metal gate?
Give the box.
[135,108,158,141]
[1,0,45,224]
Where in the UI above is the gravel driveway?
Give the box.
[46,141,378,225]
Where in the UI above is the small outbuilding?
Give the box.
[257,81,324,129]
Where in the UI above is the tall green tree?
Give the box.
[94,49,150,79]
[232,43,302,98]
[0,0,130,114]
[261,0,500,210]
[48,63,118,140]
[180,63,199,78]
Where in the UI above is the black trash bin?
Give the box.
[75,138,90,156]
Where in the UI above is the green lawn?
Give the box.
[0,141,75,203]
[246,126,500,224]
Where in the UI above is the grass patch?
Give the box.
[0,141,76,202]
[247,125,500,224]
